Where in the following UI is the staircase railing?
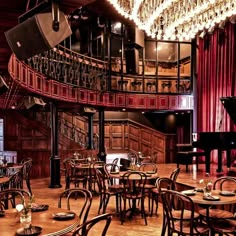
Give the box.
[22,111,90,148]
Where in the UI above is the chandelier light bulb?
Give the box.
[106,0,236,41]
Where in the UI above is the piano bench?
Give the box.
[176,151,206,172]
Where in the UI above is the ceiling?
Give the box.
[0,0,127,111]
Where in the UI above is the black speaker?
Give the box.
[0,76,9,94]
[125,27,144,48]
[125,48,139,74]
[5,11,72,60]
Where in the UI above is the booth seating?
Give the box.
[176,143,206,172]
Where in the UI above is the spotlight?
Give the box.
[229,15,236,24]
[218,21,225,29]
[199,31,206,39]
[208,26,215,34]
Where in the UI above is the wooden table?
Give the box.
[182,189,236,222]
[109,170,159,180]
[110,171,159,218]
[0,176,9,190]
[1,207,79,236]
[187,190,236,206]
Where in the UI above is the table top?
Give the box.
[74,164,104,169]
[1,207,79,236]
[0,176,9,185]
[182,190,236,206]
[109,170,158,180]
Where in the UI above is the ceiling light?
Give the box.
[107,0,236,41]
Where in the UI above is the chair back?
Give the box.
[139,163,157,173]
[72,213,112,236]
[121,171,147,199]
[22,160,32,180]
[94,168,107,193]
[170,167,180,183]
[58,188,92,226]
[213,176,236,192]
[112,158,119,165]
[156,177,176,192]
[103,163,120,188]
[20,157,32,164]
[213,176,236,213]
[6,170,23,189]
[0,188,31,210]
[161,189,206,235]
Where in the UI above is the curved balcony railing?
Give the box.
[27,45,109,92]
[9,50,194,110]
[25,45,191,95]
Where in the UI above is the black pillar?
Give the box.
[97,108,106,162]
[87,114,94,150]
[48,102,62,188]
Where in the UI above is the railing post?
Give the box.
[97,108,106,162]
[48,101,62,188]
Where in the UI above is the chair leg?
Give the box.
[141,198,147,225]
[161,212,167,236]
[26,178,32,194]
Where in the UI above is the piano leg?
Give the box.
[226,149,231,171]
[205,151,211,173]
[216,149,223,173]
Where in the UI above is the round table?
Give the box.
[182,189,236,222]
[187,190,236,206]
[1,207,79,236]
[109,170,159,180]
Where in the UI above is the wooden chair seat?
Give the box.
[211,219,236,234]
[199,208,234,219]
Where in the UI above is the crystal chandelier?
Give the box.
[107,0,236,41]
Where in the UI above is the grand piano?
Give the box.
[193,96,236,173]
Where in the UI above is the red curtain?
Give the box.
[197,22,236,163]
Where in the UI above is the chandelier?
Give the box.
[107,0,236,41]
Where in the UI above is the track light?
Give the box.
[199,31,206,39]
[218,21,225,29]
[229,15,236,24]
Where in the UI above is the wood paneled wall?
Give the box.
[94,119,176,163]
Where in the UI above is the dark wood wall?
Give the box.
[1,110,176,178]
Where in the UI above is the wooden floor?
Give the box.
[28,163,236,236]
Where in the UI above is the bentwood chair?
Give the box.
[139,163,158,214]
[72,213,112,236]
[95,168,122,214]
[150,167,180,216]
[58,188,92,226]
[161,189,210,235]
[199,176,236,222]
[3,169,24,190]
[120,171,147,225]
[210,218,236,235]
[88,161,105,193]
[0,188,31,210]
[21,159,33,194]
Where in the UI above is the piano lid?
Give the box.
[220,97,236,125]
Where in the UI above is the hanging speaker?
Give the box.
[125,48,139,74]
[5,11,72,60]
